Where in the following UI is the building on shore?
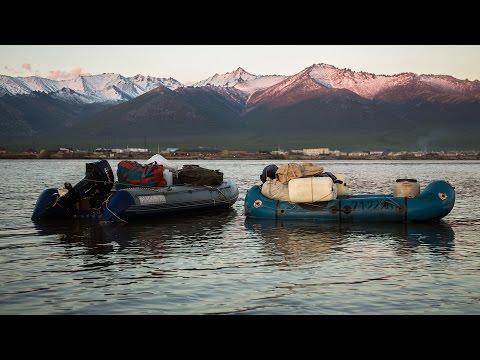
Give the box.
[271,149,289,156]
[303,148,330,156]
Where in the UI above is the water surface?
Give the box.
[0,159,479,314]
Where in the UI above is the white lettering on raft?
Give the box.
[138,195,167,205]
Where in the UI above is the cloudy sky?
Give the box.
[1,45,479,84]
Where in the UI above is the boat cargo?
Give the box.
[32,159,239,223]
[245,164,455,222]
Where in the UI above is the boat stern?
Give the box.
[408,180,456,221]
[31,188,73,220]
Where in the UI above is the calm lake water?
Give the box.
[1,159,479,314]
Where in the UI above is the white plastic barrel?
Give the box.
[393,179,420,198]
[163,169,173,186]
[335,174,350,196]
[288,177,337,203]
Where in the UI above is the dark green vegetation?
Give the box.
[1,85,479,152]
[0,92,111,138]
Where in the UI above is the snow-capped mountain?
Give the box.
[248,65,338,106]
[0,73,183,103]
[248,63,480,106]
[193,67,286,96]
[194,67,256,87]
[3,64,477,106]
[129,74,182,93]
[2,63,480,148]
[307,63,480,101]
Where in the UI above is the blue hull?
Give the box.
[244,180,455,222]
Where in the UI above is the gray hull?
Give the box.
[103,179,239,221]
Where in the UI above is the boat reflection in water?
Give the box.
[33,209,239,259]
[244,218,339,264]
[244,218,455,262]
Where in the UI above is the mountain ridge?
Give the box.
[1,63,479,150]
[0,73,183,103]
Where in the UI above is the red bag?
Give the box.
[117,160,167,187]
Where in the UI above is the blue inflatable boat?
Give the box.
[32,160,239,223]
[244,180,455,222]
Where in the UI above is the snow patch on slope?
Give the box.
[235,75,287,94]
[194,67,287,96]
[308,64,414,99]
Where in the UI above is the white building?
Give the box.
[303,148,330,156]
[127,147,149,153]
[349,151,369,157]
[165,148,179,153]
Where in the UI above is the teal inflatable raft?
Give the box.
[244,180,455,222]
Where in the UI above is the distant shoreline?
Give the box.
[1,152,479,161]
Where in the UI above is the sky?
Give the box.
[1,45,480,84]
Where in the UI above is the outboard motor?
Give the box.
[32,160,114,220]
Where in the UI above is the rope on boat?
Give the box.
[203,185,231,205]
[105,203,128,223]
[384,198,403,210]
[52,192,63,208]
[115,183,170,192]
[102,193,128,223]
[83,179,115,185]
[298,191,336,205]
